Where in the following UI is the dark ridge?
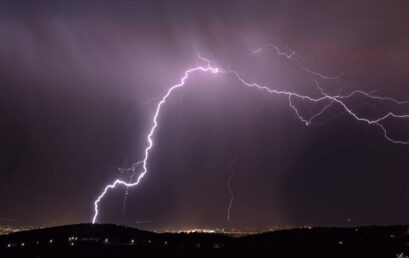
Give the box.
[0,224,408,258]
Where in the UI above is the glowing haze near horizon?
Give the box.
[1,0,409,231]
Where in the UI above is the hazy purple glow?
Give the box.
[1,0,409,231]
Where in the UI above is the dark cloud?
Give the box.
[1,0,408,230]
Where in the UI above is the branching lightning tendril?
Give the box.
[227,158,238,222]
[92,44,409,224]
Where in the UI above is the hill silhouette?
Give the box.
[0,223,408,257]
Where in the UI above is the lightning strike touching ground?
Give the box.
[92,65,219,224]
[92,44,409,224]
[227,158,238,222]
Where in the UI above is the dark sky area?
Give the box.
[1,0,409,231]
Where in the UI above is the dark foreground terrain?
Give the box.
[0,224,408,258]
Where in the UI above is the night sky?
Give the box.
[1,0,409,231]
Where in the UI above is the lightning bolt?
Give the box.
[92,44,409,224]
[227,158,238,222]
[92,65,219,223]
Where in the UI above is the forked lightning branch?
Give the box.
[92,45,409,224]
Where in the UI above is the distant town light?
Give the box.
[68,236,78,241]
[7,244,11,248]
[213,243,222,249]
[49,239,53,243]
[130,239,135,244]
[338,241,343,245]
[104,238,109,243]
[20,243,25,247]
